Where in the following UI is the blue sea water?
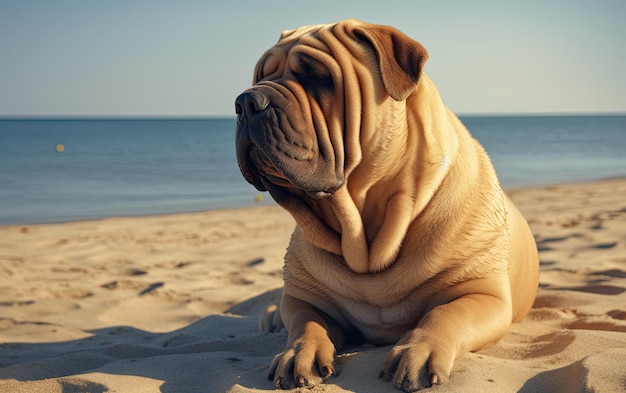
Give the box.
[0,115,624,225]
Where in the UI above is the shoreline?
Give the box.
[3,176,624,228]
[0,202,278,229]
[1,177,625,392]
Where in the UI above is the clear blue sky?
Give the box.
[1,0,624,117]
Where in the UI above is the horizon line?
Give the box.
[1,111,625,120]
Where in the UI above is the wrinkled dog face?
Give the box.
[235,24,346,202]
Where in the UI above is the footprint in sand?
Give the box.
[561,269,626,296]
[532,293,581,309]
[519,356,599,393]
[590,241,618,250]
[566,316,626,332]
[0,300,35,306]
[562,285,626,295]
[138,282,164,296]
[123,268,148,276]
[246,257,265,267]
[590,269,626,279]
[479,331,576,360]
[536,234,583,252]
[607,309,626,320]
[538,236,571,244]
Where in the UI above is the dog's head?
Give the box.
[235,19,428,205]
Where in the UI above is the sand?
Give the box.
[1,178,625,393]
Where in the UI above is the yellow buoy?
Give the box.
[255,194,263,203]
[56,144,65,153]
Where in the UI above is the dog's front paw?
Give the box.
[268,335,339,389]
[379,335,456,392]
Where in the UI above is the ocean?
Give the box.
[0,115,624,226]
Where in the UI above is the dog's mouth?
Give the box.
[247,145,292,191]
[243,145,337,200]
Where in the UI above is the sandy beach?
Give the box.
[1,178,625,393]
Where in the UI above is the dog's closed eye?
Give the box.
[291,53,334,90]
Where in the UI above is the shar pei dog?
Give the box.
[235,19,539,392]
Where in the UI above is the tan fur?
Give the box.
[235,19,539,392]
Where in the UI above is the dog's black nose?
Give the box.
[235,90,269,118]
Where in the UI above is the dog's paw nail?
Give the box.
[297,376,306,386]
[322,365,333,378]
[431,374,440,385]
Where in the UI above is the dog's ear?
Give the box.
[352,23,428,101]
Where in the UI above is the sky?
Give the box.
[1,0,625,117]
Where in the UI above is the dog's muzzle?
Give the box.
[235,87,344,198]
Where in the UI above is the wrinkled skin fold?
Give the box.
[235,19,539,392]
